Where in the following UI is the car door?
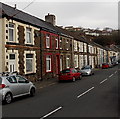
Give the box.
[72,69,79,79]
[6,76,20,96]
[16,76,31,94]
[74,69,80,78]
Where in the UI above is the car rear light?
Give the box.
[0,84,6,88]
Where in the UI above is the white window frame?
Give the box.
[46,55,52,72]
[74,55,78,68]
[8,23,15,42]
[55,38,59,49]
[74,40,77,51]
[46,35,50,48]
[60,55,63,71]
[26,27,32,44]
[79,55,84,68]
[66,39,69,50]
[66,56,70,68]
[60,39,62,49]
[80,42,84,52]
[84,55,88,65]
[84,43,87,53]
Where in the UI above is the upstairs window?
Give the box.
[84,43,87,52]
[60,37,62,49]
[46,34,50,48]
[8,23,15,42]
[26,28,32,44]
[66,39,69,50]
[74,40,77,51]
[55,38,59,49]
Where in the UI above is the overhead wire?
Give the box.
[10,0,36,18]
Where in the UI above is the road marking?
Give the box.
[115,71,117,74]
[109,74,114,78]
[100,78,108,84]
[77,87,94,98]
[40,106,62,119]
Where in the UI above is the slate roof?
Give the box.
[0,2,57,33]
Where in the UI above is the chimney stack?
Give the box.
[14,4,17,10]
[45,13,56,26]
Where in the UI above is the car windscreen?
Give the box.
[82,67,90,70]
[61,69,70,73]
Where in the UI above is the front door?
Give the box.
[8,54,16,72]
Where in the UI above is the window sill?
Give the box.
[46,70,52,73]
[25,72,36,76]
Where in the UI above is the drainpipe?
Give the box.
[39,29,43,81]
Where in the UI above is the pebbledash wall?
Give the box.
[2,18,41,81]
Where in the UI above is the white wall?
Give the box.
[0,18,5,73]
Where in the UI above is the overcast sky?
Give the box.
[0,0,119,29]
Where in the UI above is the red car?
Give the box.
[102,63,109,69]
[58,68,82,82]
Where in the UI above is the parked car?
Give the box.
[0,72,36,104]
[102,63,109,69]
[112,61,118,66]
[79,65,94,76]
[58,68,82,82]
[108,63,113,68]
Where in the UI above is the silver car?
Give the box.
[80,65,94,76]
[0,72,36,104]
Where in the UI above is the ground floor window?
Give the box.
[74,55,78,68]
[60,55,63,71]
[26,54,34,73]
[79,55,84,69]
[66,55,70,68]
[84,55,88,66]
[46,55,52,72]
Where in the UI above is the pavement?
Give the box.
[33,77,58,89]
[33,68,102,89]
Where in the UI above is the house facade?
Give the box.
[0,14,41,81]
[0,3,119,81]
[40,29,60,79]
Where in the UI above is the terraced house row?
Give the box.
[0,3,119,81]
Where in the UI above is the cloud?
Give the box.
[1,1,118,29]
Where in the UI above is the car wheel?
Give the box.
[79,75,82,80]
[4,93,12,104]
[30,88,35,97]
[72,77,76,82]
